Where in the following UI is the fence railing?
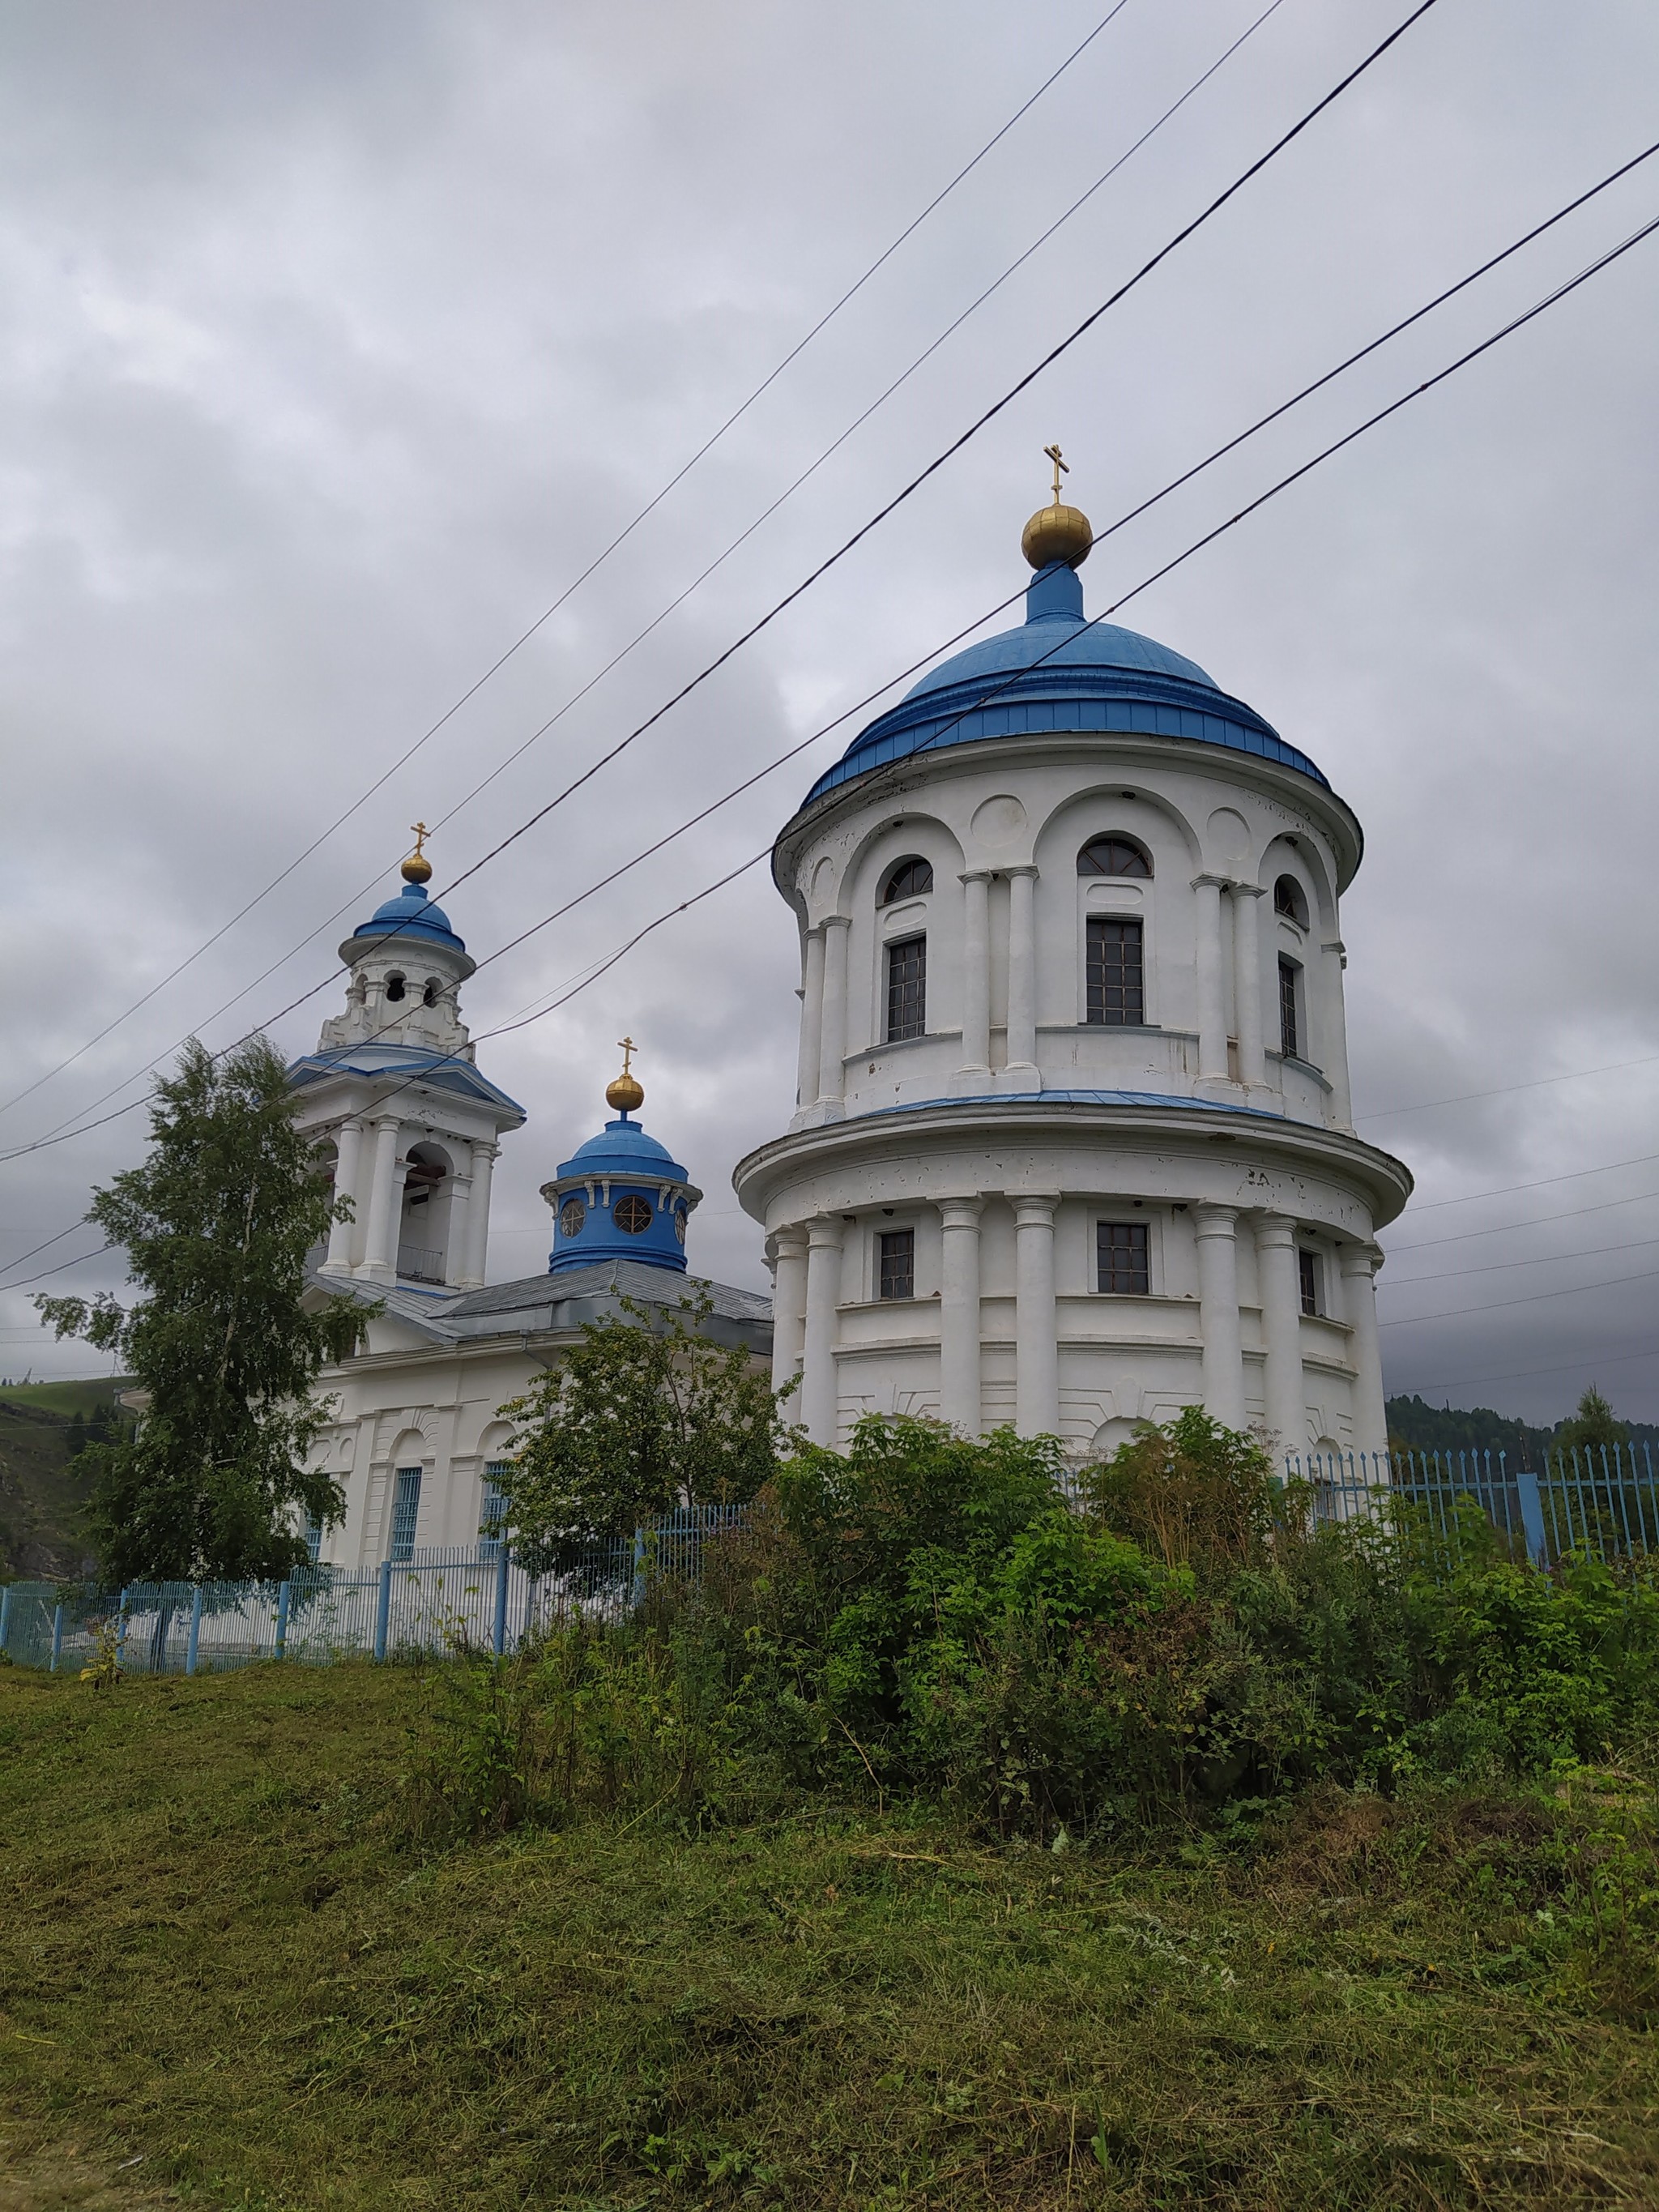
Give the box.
[5,1453,1655,1680]
[1285,1441,1659,1566]
[0,1505,745,1678]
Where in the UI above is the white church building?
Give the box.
[288,858,770,1567]
[289,474,1409,1557]
[736,483,1410,1460]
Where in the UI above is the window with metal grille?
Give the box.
[390,1466,422,1563]
[885,934,927,1040]
[480,1461,510,1555]
[613,1194,652,1234]
[1096,1220,1150,1295]
[1278,956,1301,1059]
[1077,835,1152,878]
[877,1228,915,1300]
[1299,1249,1321,1317]
[1085,917,1144,1025]
[881,855,933,903]
[304,1513,322,1565]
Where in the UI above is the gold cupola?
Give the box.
[1020,441,1093,571]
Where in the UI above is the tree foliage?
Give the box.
[36,1036,366,1583]
[497,1292,791,1569]
[1556,1385,1630,1457]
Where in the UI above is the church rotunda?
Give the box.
[735,473,1412,1459]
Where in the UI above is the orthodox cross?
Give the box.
[1043,443,1068,503]
[409,821,429,860]
[616,1036,638,1077]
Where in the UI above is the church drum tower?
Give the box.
[734,476,1411,1459]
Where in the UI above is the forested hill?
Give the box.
[1387,1393,1659,1465]
[0,1379,126,1580]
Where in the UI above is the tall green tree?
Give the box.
[497,1292,791,1570]
[37,1036,368,1583]
[1556,1384,1630,1457]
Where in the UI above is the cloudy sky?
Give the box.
[2,0,1657,1425]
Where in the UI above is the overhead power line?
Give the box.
[1377,1258,1659,1329]
[0,4,1134,1132]
[1384,1179,1659,1254]
[0,1,1438,1177]
[1358,1047,1659,1123]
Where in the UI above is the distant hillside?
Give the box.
[0,1378,127,1581]
[1387,1392,1659,1467]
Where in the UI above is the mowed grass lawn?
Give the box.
[0,1660,1655,2210]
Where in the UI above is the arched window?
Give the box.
[1077,835,1151,878]
[1273,874,1308,927]
[881,855,933,904]
[384,971,407,1003]
[421,976,441,1007]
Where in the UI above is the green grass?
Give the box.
[0,1380,127,1578]
[0,1380,127,1420]
[1,1663,1656,2210]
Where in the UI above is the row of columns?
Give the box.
[771,1202,1385,1454]
[320,1114,497,1289]
[1192,873,1265,1088]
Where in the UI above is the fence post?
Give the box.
[115,1587,129,1672]
[184,1586,204,1677]
[631,1527,646,1611]
[49,1603,64,1673]
[374,1560,392,1662]
[1515,1467,1548,1569]
[0,1583,10,1656]
[492,1544,510,1659]
[275,1579,291,1661]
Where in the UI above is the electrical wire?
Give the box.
[1380,1226,1659,1286]
[0,3,1133,1131]
[1384,1180,1659,1254]
[1358,1047,1659,1123]
[0,0,1437,1178]
[1377,1258,1659,1327]
[1400,1145,1659,1214]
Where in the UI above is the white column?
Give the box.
[357,1116,404,1283]
[1340,1243,1388,1462]
[816,916,850,1109]
[1320,936,1354,1129]
[1192,876,1230,1083]
[322,1116,365,1273]
[957,871,992,1078]
[1255,1211,1306,1461]
[796,928,825,1112]
[1005,865,1039,1083]
[1231,883,1266,1090]
[463,1142,498,1289]
[770,1226,808,1398]
[801,1217,843,1446]
[444,1155,474,1289]
[1193,1202,1245,1428]
[1013,1193,1060,1437]
[937,1196,983,1436]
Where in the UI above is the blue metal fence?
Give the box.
[1285,1441,1659,1567]
[0,1505,745,1677]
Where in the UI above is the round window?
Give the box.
[613,1194,652,1236]
[558,1195,586,1239]
[672,1209,687,1245]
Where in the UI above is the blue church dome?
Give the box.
[345,881,467,955]
[541,1060,702,1276]
[800,555,1328,807]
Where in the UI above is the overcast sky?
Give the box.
[2,0,1657,1426]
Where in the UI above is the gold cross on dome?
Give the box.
[616,1036,637,1076]
[1043,443,1068,504]
[409,821,429,859]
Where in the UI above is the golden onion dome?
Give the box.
[401,821,433,884]
[1021,500,1094,572]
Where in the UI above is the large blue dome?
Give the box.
[544,1112,700,1276]
[800,560,1328,807]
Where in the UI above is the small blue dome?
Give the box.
[799,558,1328,807]
[544,1113,700,1276]
[346,882,467,955]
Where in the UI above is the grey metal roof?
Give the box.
[308,1259,770,1354]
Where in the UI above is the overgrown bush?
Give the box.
[409,1412,1659,1847]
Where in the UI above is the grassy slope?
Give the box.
[0,1401,103,1582]
[1,1663,1655,2212]
[0,1381,126,1421]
